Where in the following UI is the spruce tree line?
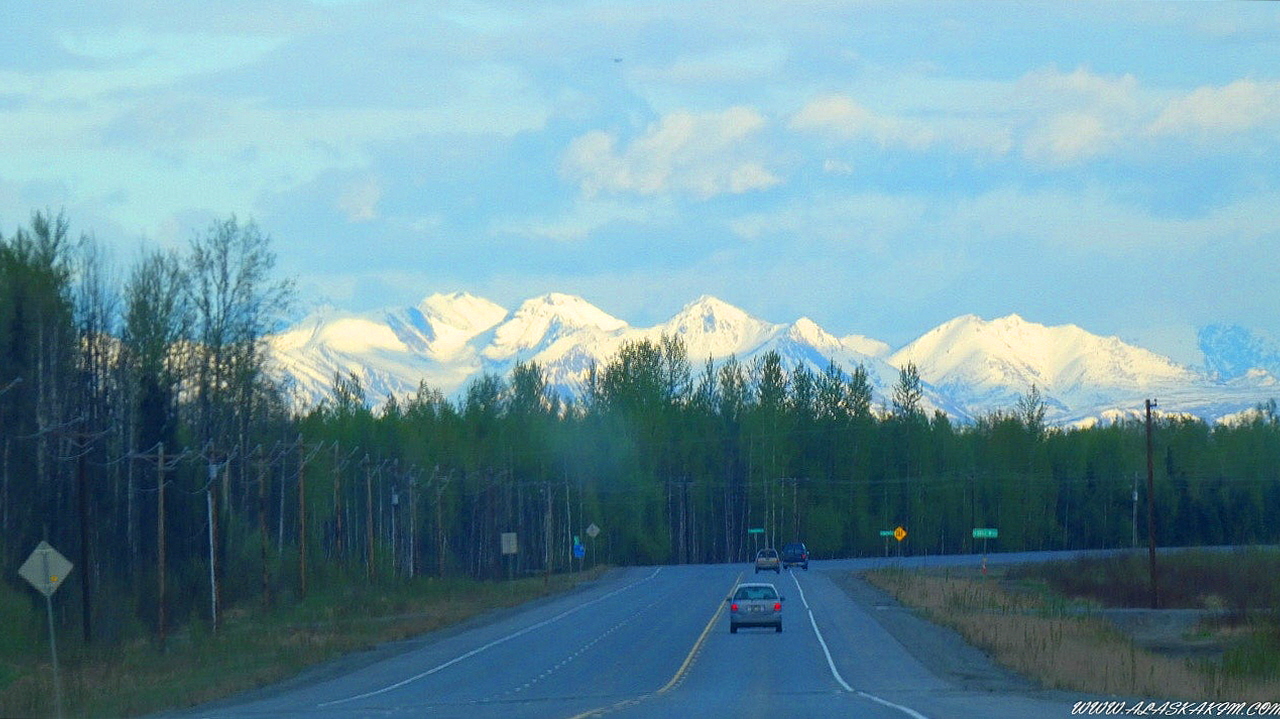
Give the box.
[3,210,1279,647]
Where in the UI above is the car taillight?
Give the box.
[730,603,739,612]
[774,602,782,611]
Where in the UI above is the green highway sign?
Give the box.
[972,528,999,539]
[747,528,764,534]
[879,530,895,537]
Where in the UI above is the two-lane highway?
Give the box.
[163,560,1082,719]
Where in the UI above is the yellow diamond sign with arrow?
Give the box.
[893,526,907,542]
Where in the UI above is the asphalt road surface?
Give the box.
[163,556,1106,719]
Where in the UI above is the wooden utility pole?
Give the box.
[1145,399,1159,609]
[207,467,219,634]
[333,443,343,559]
[365,455,375,581]
[199,444,230,636]
[157,443,167,650]
[130,441,181,649]
[297,438,308,597]
[258,446,270,606]
[408,472,417,578]
[74,441,91,643]
[544,483,551,585]
[436,472,447,578]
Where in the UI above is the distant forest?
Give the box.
[3,210,1279,644]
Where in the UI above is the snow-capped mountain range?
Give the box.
[267,292,1280,426]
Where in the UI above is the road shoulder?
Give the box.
[825,569,1055,696]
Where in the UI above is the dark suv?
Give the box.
[780,542,808,570]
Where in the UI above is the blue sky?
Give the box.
[3,1,1279,364]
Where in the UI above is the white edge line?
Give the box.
[805,608,853,692]
[792,570,931,719]
[855,691,933,719]
[318,566,663,708]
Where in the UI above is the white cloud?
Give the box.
[786,68,1142,165]
[1022,112,1113,165]
[1011,66,1142,114]
[561,107,780,199]
[790,95,933,149]
[1008,67,1143,165]
[784,67,1280,166]
[1148,79,1280,135]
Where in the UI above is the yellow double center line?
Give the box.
[569,571,744,718]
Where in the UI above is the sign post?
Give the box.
[878,529,894,556]
[500,532,518,580]
[585,523,600,569]
[19,541,73,719]
[972,528,998,575]
[747,527,764,555]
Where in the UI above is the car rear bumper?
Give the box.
[730,615,781,627]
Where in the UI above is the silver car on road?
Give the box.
[727,582,784,633]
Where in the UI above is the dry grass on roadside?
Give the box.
[864,568,1275,701]
[1,568,606,719]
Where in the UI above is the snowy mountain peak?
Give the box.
[507,293,627,332]
[787,317,848,355]
[485,293,627,361]
[790,316,828,341]
[267,294,1280,426]
[684,294,748,316]
[891,313,1201,423]
[664,295,779,356]
[898,313,1097,370]
[417,292,507,336]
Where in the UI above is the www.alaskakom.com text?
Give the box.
[1074,702,1280,716]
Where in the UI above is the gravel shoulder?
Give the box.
[825,568,1065,696]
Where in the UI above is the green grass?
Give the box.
[1,568,606,719]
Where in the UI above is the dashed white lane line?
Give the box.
[504,591,666,697]
[318,567,663,708]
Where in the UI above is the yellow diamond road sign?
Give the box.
[19,541,73,598]
[893,526,907,542]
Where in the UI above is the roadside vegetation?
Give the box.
[0,567,604,718]
[865,549,1280,700]
[4,209,1280,714]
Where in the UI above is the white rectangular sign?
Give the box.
[500,532,518,555]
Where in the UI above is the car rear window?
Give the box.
[734,586,778,600]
